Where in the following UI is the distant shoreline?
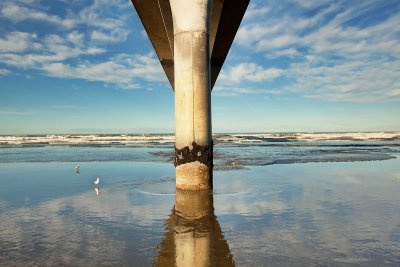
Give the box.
[1,131,399,137]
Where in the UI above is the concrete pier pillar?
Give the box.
[132,0,249,190]
[170,0,213,190]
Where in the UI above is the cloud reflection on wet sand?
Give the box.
[0,159,399,266]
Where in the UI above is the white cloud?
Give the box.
[301,12,400,57]
[219,63,284,84]
[238,1,400,58]
[0,0,137,89]
[256,34,297,51]
[41,53,165,89]
[230,1,400,101]
[0,69,10,76]
[243,4,270,20]
[266,48,299,59]
[294,0,331,9]
[0,110,33,115]
[236,23,282,48]
[286,58,400,102]
[44,33,106,59]
[213,86,261,97]
[1,0,131,37]
[91,29,129,43]
[1,3,76,28]
[0,32,106,69]
[1,0,398,101]
[77,0,130,30]
[0,31,37,52]
[67,31,85,47]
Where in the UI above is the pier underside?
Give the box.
[131,0,249,90]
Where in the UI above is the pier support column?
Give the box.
[170,0,213,190]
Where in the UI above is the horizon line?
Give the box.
[1,130,399,136]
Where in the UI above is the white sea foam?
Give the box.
[0,132,399,145]
[0,134,175,145]
[228,132,400,143]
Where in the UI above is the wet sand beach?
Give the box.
[0,157,399,266]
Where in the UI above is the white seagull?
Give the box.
[75,164,80,169]
[94,177,100,186]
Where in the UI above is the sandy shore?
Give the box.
[0,157,399,266]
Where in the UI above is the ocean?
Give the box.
[1,132,399,166]
[0,132,399,266]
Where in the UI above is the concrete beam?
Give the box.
[209,0,224,53]
[131,0,174,88]
[131,0,249,90]
[210,0,249,89]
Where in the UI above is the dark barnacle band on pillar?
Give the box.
[174,141,213,168]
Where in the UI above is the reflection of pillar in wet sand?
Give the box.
[154,189,234,267]
[174,189,213,266]
[171,0,213,190]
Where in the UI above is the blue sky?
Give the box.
[0,0,399,134]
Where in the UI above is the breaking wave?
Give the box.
[0,132,399,145]
[0,132,399,168]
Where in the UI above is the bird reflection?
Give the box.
[75,164,80,175]
[154,189,234,267]
[94,187,100,196]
